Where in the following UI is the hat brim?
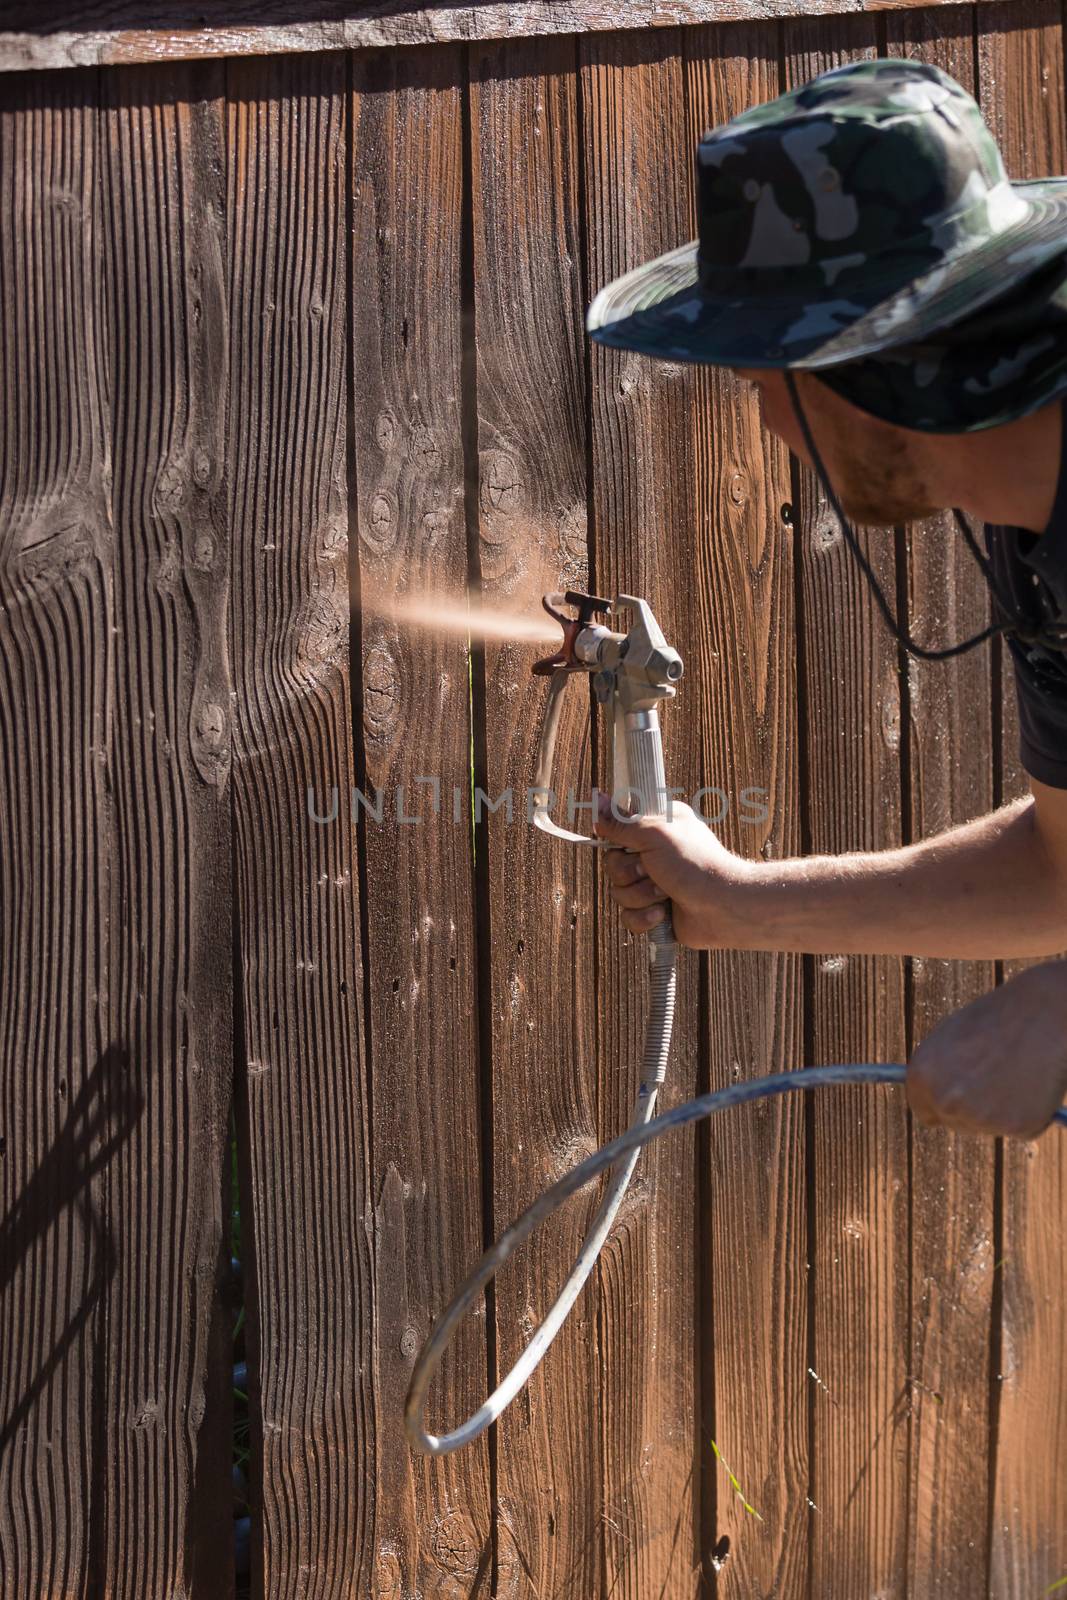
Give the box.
[586,178,1067,370]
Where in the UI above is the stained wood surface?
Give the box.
[349,44,493,1597]
[0,72,116,1595]
[0,58,235,1596]
[0,0,1013,74]
[469,35,602,1599]
[2,6,1066,1596]
[682,26,812,1597]
[100,62,236,1598]
[976,7,1067,1596]
[580,29,703,1598]
[227,54,376,1598]
[783,16,911,1596]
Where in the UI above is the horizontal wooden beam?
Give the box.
[1,0,990,74]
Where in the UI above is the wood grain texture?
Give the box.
[349,44,493,1598]
[682,27,811,1598]
[580,29,702,1598]
[5,8,1067,1592]
[883,12,1000,1595]
[783,17,911,1595]
[469,35,602,1599]
[0,0,1016,73]
[0,69,122,1598]
[977,7,1067,1595]
[99,59,235,1598]
[227,53,376,1598]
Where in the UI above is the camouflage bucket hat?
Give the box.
[586,58,1067,373]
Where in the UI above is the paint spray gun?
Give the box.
[405,590,685,1454]
[528,589,684,846]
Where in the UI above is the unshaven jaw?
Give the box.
[736,367,943,526]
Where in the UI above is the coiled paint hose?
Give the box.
[405,1045,1067,1455]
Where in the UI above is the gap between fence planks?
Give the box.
[349,42,494,1599]
[886,12,1000,1598]
[580,26,705,1598]
[227,53,377,1597]
[468,32,603,1600]
[0,0,1020,72]
[785,14,911,1596]
[682,22,811,1595]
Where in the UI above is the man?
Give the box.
[586,58,1067,1138]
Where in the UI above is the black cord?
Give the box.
[781,370,1055,662]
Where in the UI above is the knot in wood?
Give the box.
[481,450,525,516]
[430,1510,480,1576]
[192,699,231,787]
[422,507,450,548]
[364,492,397,555]
[300,594,345,677]
[154,458,186,515]
[408,424,441,472]
[195,700,226,748]
[363,641,401,743]
[192,532,215,572]
[374,410,397,452]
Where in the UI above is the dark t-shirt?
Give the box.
[984,403,1067,789]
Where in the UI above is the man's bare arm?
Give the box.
[594,779,1067,959]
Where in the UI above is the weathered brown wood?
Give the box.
[0,73,114,1594]
[100,60,235,1598]
[3,5,1067,1593]
[882,12,1000,1595]
[0,0,1018,73]
[682,26,811,1597]
[468,35,602,1599]
[227,53,376,1597]
[783,16,911,1596]
[580,28,703,1598]
[349,43,493,1597]
[976,7,1067,1595]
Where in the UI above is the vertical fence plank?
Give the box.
[977,7,1067,1593]
[884,15,1000,1597]
[682,26,810,1598]
[0,70,123,1599]
[99,60,235,1597]
[782,18,911,1597]
[469,35,601,1599]
[580,28,703,1597]
[349,43,494,1598]
[228,53,376,1597]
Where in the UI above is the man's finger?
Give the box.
[620,903,667,934]
[603,852,648,888]
[611,877,668,912]
[594,796,664,846]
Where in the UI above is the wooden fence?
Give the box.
[1,2,1065,1595]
